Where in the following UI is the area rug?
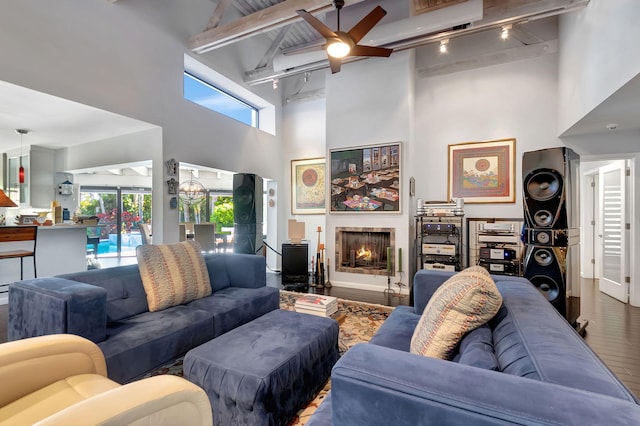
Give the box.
[146,290,394,425]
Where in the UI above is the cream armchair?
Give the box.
[0,334,212,426]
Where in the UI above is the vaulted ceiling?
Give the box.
[187,0,589,85]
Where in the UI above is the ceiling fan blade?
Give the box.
[347,6,387,44]
[296,9,337,40]
[329,56,342,74]
[351,45,393,58]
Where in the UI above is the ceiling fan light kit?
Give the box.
[296,1,393,74]
[326,35,353,58]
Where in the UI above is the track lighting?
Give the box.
[501,25,512,40]
[439,39,449,53]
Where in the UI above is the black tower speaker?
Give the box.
[282,243,309,289]
[523,246,568,314]
[233,173,263,224]
[522,147,580,327]
[522,147,579,232]
[233,173,263,254]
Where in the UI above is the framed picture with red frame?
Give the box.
[448,138,516,204]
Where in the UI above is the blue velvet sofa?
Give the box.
[8,253,279,384]
[308,270,640,425]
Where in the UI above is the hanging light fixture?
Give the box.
[178,169,206,206]
[16,129,28,184]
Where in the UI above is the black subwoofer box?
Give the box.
[282,243,309,288]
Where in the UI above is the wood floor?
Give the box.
[580,278,640,397]
[1,276,638,398]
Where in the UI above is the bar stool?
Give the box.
[0,225,37,279]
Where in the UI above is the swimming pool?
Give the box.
[90,233,142,255]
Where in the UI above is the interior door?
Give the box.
[598,161,628,302]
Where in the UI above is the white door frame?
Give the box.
[581,156,636,306]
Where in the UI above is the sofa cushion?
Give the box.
[99,305,214,383]
[186,286,280,337]
[452,323,499,370]
[203,255,231,292]
[410,266,502,359]
[136,241,212,312]
[59,265,148,323]
[368,306,420,352]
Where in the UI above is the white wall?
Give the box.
[282,97,327,269]
[325,51,415,292]
[0,0,283,244]
[558,0,640,134]
[414,53,562,220]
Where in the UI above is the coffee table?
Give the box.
[183,309,339,426]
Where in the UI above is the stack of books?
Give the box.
[294,294,338,317]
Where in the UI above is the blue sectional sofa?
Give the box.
[308,270,640,425]
[8,253,279,384]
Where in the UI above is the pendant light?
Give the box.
[16,129,29,184]
[178,170,206,206]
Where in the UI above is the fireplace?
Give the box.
[335,227,394,276]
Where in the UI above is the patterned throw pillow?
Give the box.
[137,240,212,312]
[410,266,502,359]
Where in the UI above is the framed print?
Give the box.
[19,214,38,225]
[448,138,516,203]
[330,142,401,213]
[291,158,326,214]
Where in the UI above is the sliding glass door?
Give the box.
[79,186,151,258]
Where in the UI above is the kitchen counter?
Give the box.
[0,225,88,285]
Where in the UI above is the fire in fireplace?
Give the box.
[335,227,394,276]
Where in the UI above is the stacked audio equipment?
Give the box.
[232,173,263,254]
[415,214,464,273]
[522,147,583,330]
[468,218,524,276]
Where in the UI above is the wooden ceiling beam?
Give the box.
[205,0,233,31]
[189,0,366,54]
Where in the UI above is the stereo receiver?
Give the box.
[422,243,456,256]
[424,263,456,272]
[479,247,517,260]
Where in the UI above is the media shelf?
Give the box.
[467,218,524,276]
[415,215,464,273]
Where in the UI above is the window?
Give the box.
[184,55,276,135]
[184,72,258,127]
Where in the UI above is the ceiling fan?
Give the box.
[296,0,393,74]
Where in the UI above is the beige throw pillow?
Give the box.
[137,240,212,312]
[410,266,502,359]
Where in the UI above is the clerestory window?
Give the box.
[183,72,258,127]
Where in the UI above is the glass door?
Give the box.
[79,186,151,258]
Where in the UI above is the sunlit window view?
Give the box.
[183,72,258,127]
[79,188,151,258]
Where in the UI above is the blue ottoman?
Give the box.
[184,308,339,426]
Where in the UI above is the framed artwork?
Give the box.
[448,138,516,204]
[19,214,38,225]
[291,158,326,214]
[330,142,401,213]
